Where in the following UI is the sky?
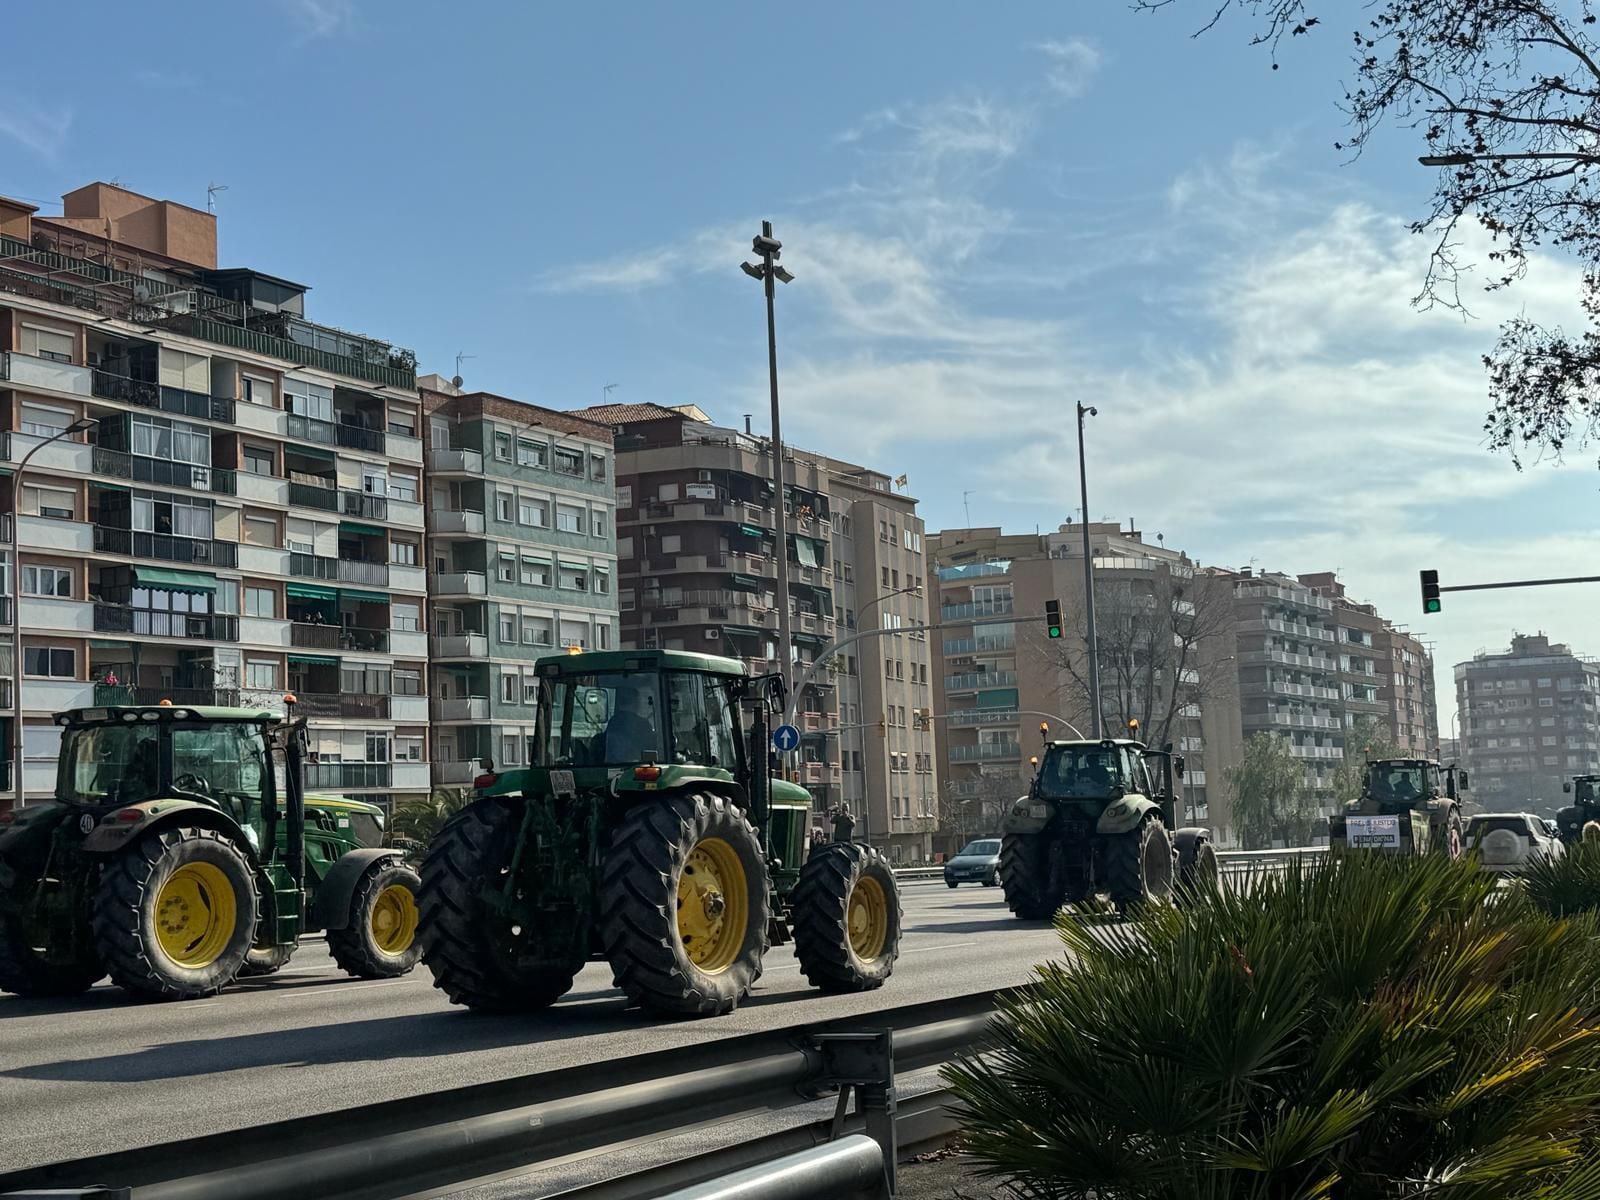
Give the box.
[6,0,1600,720]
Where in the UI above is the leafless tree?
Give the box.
[1140,0,1600,467]
[937,774,1024,850]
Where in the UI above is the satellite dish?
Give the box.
[450,375,464,388]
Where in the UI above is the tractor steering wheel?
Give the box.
[172,773,212,800]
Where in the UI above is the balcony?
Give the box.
[93,604,239,642]
[289,552,339,580]
[432,572,488,597]
[341,628,391,654]
[17,679,96,713]
[949,742,1023,762]
[427,447,484,474]
[336,423,385,454]
[290,622,342,650]
[234,402,288,437]
[1288,744,1343,761]
[239,616,292,647]
[4,430,94,474]
[1237,583,1334,612]
[338,559,389,587]
[1239,648,1340,672]
[432,759,484,786]
[1266,712,1341,730]
[947,710,1023,728]
[432,509,486,535]
[93,446,234,495]
[390,564,427,593]
[291,693,392,720]
[391,761,430,790]
[936,561,1011,583]
[434,633,489,659]
[160,310,416,390]
[235,473,291,505]
[388,433,423,466]
[435,697,490,721]
[940,599,1015,621]
[1239,618,1336,642]
[390,629,427,658]
[943,635,1016,656]
[4,351,93,396]
[237,545,291,574]
[93,526,239,568]
[289,480,339,511]
[17,514,93,555]
[305,762,392,790]
[287,413,336,447]
[391,696,428,722]
[93,684,234,708]
[945,670,1018,692]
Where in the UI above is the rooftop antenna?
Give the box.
[602,383,620,404]
[206,183,228,214]
[452,352,475,390]
[963,490,974,527]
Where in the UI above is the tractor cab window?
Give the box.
[1367,763,1426,803]
[171,723,270,819]
[60,723,160,806]
[1128,753,1155,797]
[1036,744,1127,799]
[1578,779,1600,805]
[540,672,665,767]
[665,672,739,769]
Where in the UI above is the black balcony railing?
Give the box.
[335,423,385,453]
[93,604,239,642]
[289,552,339,580]
[306,762,391,789]
[92,368,159,407]
[342,628,390,653]
[93,683,234,707]
[93,446,235,495]
[93,526,239,568]
[286,413,336,446]
[290,623,341,650]
[288,481,339,510]
[157,386,235,424]
[341,491,388,520]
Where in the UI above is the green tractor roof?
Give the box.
[305,793,385,816]
[535,648,750,676]
[56,704,284,727]
[1045,739,1148,750]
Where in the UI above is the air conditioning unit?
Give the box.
[704,629,722,641]
[697,469,713,482]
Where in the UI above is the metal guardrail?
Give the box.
[891,847,1327,882]
[0,991,1005,1200]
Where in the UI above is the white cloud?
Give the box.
[0,101,71,160]
[1035,38,1103,98]
[283,0,355,38]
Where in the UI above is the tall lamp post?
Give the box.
[1076,401,1103,738]
[10,417,97,809]
[850,583,924,843]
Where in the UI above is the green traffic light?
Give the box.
[1425,599,1441,613]
[1048,625,1062,639]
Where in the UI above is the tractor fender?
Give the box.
[1002,794,1052,835]
[310,848,404,932]
[1172,826,1212,864]
[1097,795,1159,837]
[80,799,253,858]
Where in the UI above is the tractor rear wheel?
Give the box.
[0,915,103,997]
[1106,817,1175,916]
[330,861,422,979]
[93,827,257,1000]
[791,844,902,993]
[1176,839,1219,902]
[1434,808,1465,860]
[239,944,295,977]
[419,797,586,1012]
[600,792,770,1017]
[1000,833,1066,920]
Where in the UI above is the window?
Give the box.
[244,515,277,546]
[1540,697,1556,708]
[242,375,274,407]
[393,669,422,697]
[20,324,73,362]
[389,472,418,502]
[912,531,922,552]
[388,411,417,437]
[517,439,548,468]
[1544,735,1558,746]
[391,539,418,565]
[284,378,333,422]
[133,416,212,468]
[559,560,589,591]
[881,566,891,588]
[596,622,611,649]
[595,565,611,595]
[499,611,517,642]
[494,432,512,461]
[393,602,420,632]
[497,553,515,583]
[502,734,520,765]
[657,483,680,502]
[395,735,424,762]
[20,401,71,438]
[23,646,75,677]
[520,496,549,527]
[1538,677,1553,688]
[214,580,239,615]
[591,508,608,538]
[524,614,553,646]
[132,492,213,540]
[244,587,275,618]
[660,534,682,554]
[554,446,583,476]
[617,535,633,559]
[617,484,633,509]
[519,555,540,585]
[556,504,584,534]
[21,566,71,598]
[620,588,636,612]
[496,491,514,522]
[590,453,606,480]
[21,484,74,520]
[364,732,390,763]
[246,660,278,689]
[244,445,275,476]
[501,673,517,703]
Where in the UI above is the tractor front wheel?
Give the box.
[330,861,422,979]
[93,827,257,1000]
[0,915,103,997]
[600,792,770,1017]
[791,844,902,993]
[1176,839,1219,903]
[1434,807,1465,860]
[418,798,586,1012]
[1106,817,1175,916]
[999,833,1066,920]
[239,944,295,977]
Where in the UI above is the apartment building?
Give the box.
[928,523,1233,836]
[0,183,431,813]
[421,379,617,784]
[568,403,936,861]
[1456,632,1600,810]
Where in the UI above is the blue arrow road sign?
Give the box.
[771,723,801,752]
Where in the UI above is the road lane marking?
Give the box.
[767,939,980,972]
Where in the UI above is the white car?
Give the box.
[1465,812,1564,875]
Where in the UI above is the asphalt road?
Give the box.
[0,879,1064,1174]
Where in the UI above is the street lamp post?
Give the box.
[844,585,919,846]
[1076,401,1103,738]
[10,417,97,809]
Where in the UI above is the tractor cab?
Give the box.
[1556,775,1600,843]
[1330,758,1467,856]
[1358,759,1457,812]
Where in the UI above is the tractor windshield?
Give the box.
[58,720,271,815]
[1036,745,1127,799]
[171,724,270,818]
[60,723,160,806]
[540,671,667,767]
[1366,763,1427,803]
[1577,779,1600,806]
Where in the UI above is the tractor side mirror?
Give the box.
[765,675,787,714]
[1457,771,1469,791]
[1564,781,1573,794]
[1174,755,1187,779]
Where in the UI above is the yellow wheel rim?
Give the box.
[847,875,889,962]
[154,862,238,969]
[677,837,749,974]
[370,884,419,955]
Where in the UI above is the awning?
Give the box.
[793,631,829,648]
[791,537,819,568]
[339,521,385,537]
[287,653,338,666]
[287,443,337,462]
[721,626,764,648]
[728,574,763,592]
[737,524,765,539]
[339,589,390,605]
[285,583,338,602]
[133,566,216,594]
[558,559,587,572]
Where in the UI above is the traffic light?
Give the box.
[1420,569,1441,615]
[912,707,930,730]
[1045,598,1063,639]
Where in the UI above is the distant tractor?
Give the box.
[1556,775,1600,844]
[1328,758,1468,857]
[0,701,420,1000]
[999,738,1216,918]
[416,650,902,1017]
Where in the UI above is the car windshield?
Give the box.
[1036,745,1126,799]
[540,671,666,767]
[959,839,1000,856]
[1367,764,1427,802]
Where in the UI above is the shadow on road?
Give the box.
[907,917,1056,936]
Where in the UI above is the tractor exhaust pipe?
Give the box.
[283,695,307,896]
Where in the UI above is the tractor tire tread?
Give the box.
[329,861,422,980]
[1000,833,1065,920]
[790,844,902,993]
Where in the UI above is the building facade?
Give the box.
[1456,632,1600,812]
[421,379,618,786]
[1,183,431,813]
[569,404,936,861]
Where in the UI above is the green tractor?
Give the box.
[1328,758,1467,857]
[0,700,421,1001]
[999,737,1216,918]
[416,649,902,1018]
[1556,775,1600,844]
